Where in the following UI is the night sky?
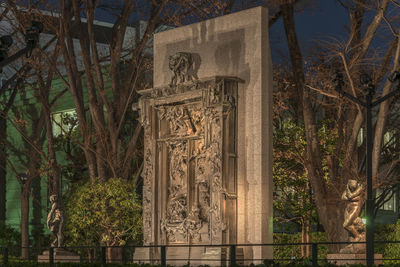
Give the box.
[269,0,395,63]
[270,0,348,62]
[15,0,395,64]
[89,1,351,64]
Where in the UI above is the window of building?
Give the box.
[376,188,397,211]
[383,131,396,148]
[52,109,77,136]
[357,128,364,147]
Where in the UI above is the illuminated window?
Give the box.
[376,188,396,211]
[52,109,77,136]
[357,128,364,147]
[383,131,396,147]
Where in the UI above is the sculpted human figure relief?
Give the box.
[136,77,238,248]
[47,194,64,248]
[340,179,365,253]
[158,105,204,138]
[169,52,194,86]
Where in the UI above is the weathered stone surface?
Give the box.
[134,5,273,265]
[37,249,80,263]
[132,247,152,264]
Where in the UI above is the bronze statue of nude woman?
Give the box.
[342,179,364,241]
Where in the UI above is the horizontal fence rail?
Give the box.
[1,241,399,266]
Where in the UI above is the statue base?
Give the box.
[327,253,382,265]
[38,248,80,263]
[133,247,236,266]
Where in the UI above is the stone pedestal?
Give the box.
[327,253,382,266]
[133,247,154,264]
[167,247,226,266]
[133,247,227,266]
[37,248,80,263]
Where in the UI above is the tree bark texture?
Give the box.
[0,117,6,224]
[56,0,168,182]
[20,183,30,259]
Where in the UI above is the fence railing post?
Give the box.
[312,243,318,267]
[230,245,236,267]
[3,247,8,265]
[49,247,54,267]
[101,246,106,266]
[161,245,166,267]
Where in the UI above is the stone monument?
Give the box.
[134,6,273,265]
[327,180,382,265]
[38,195,80,263]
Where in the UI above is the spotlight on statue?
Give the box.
[360,72,375,97]
[18,173,28,184]
[0,20,44,70]
[25,21,43,57]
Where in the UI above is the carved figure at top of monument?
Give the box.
[47,194,64,248]
[169,52,194,86]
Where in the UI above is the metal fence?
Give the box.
[1,241,400,266]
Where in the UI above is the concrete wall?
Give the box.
[154,6,273,260]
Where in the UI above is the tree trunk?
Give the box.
[319,198,348,252]
[0,117,6,224]
[31,175,43,248]
[20,185,30,259]
[20,150,41,259]
[281,1,351,253]
[301,219,311,258]
[44,111,61,196]
[301,182,312,258]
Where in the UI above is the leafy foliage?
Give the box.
[273,118,341,229]
[273,232,328,262]
[53,112,87,184]
[0,222,20,247]
[376,220,400,263]
[64,178,142,247]
[273,119,317,229]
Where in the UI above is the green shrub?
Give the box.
[374,222,395,257]
[374,219,400,264]
[0,222,20,246]
[273,232,328,262]
[64,177,142,247]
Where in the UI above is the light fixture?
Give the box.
[0,35,13,62]
[19,173,28,184]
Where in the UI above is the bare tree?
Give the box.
[23,0,234,182]
[1,3,63,257]
[278,0,400,250]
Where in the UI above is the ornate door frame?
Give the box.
[137,77,240,245]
